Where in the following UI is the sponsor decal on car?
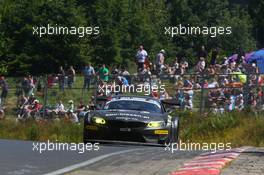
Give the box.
[154,130,169,135]
[86,125,98,131]
[105,113,150,119]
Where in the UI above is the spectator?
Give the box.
[185,95,193,110]
[237,46,245,64]
[155,49,165,75]
[66,100,78,123]
[210,48,219,66]
[120,67,131,84]
[196,57,206,73]
[47,74,55,88]
[159,90,171,100]
[136,45,148,71]
[28,93,36,105]
[53,100,66,118]
[0,76,8,106]
[197,45,208,59]
[222,57,229,66]
[0,106,4,119]
[139,66,151,82]
[116,76,129,86]
[58,66,65,91]
[17,95,28,108]
[83,63,95,90]
[27,75,35,96]
[170,58,179,75]
[67,66,75,89]
[21,76,31,97]
[18,99,42,120]
[236,94,244,111]
[76,100,87,119]
[98,64,109,82]
[210,103,218,114]
[120,67,130,76]
[29,100,42,118]
[208,78,219,88]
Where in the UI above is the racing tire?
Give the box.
[168,117,179,144]
[83,127,97,144]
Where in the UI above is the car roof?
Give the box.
[103,95,165,113]
[107,95,161,106]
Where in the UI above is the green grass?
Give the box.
[178,110,264,147]
[0,119,83,143]
[1,111,264,147]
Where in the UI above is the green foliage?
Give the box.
[168,0,256,65]
[26,123,40,141]
[0,0,260,75]
[248,0,264,47]
[0,0,91,75]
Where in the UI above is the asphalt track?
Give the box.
[0,139,141,175]
[0,139,204,175]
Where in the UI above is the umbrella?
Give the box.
[244,51,255,62]
[247,49,264,73]
[228,54,238,62]
[248,49,264,62]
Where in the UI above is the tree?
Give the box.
[248,0,264,47]
[0,0,91,75]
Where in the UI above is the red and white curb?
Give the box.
[170,148,247,175]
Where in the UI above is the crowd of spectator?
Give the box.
[0,44,264,121]
[133,45,263,113]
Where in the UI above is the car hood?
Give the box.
[91,109,166,122]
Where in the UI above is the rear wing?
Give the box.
[161,98,181,113]
[161,99,180,106]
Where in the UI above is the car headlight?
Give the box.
[92,116,106,124]
[147,121,164,128]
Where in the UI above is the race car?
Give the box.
[83,95,179,145]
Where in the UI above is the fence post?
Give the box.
[43,74,48,117]
[200,73,205,114]
[256,73,260,108]
[242,72,251,109]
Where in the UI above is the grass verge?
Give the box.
[1,110,264,147]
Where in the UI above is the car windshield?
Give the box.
[104,100,162,113]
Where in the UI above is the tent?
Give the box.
[244,51,255,62]
[247,49,264,73]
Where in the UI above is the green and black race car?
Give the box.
[83,95,179,145]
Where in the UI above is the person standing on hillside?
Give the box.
[136,45,148,71]
[58,66,65,91]
[82,63,95,90]
[67,66,75,89]
[155,49,165,75]
[198,45,208,60]
[27,75,35,96]
[21,76,30,97]
[0,76,9,106]
[210,48,219,66]
[98,64,109,83]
